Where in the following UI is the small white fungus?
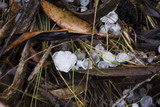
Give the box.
[52,51,77,72]
[80,0,89,6]
[116,52,133,63]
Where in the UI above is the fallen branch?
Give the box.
[75,66,160,77]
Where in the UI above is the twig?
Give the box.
[27,42,53,81]
[112,71,160,107]
[1,41,30,100]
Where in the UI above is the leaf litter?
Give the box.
[0,0,160,107]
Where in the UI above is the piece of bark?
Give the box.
[75,66,160,77]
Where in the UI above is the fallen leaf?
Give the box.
[41,0,93,33]
[49,83,86,99]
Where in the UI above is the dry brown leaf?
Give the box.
[4,29,64,53]
[4,31,43,53]
[41,0,93,33]
[49,83,86,99]
[4,29,117,54]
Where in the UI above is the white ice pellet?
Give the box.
[102,51,116,63]
[117,100,126,107]
[116,52,133,63]
[140,96,153,107]
[139,88,147,97]
[98,61,109,69]
[147,57,154,63]
[100,11,118,24]
[132,103,139,107]
[134,93,141,101]
[123,89,134,103]
[65,0,74,2]
[157,98,160,105]
[81,58,93,70]
[158,45,160,53]
[107,11,119,23]
[0,2,8,8]
[76,60,83,67]
[109,23,121,35]
[72,65,79,71]
[100,16,109,23]
[139,51,147,58]
[147,51,155,63]
[99,24,109,34]
[90,52,100,63]
[95,43,105,51]
[75,49,86,60]
[108,62,118,67]
[52,51,77,72]
[80,0,89,6]
[146,84,153,90]
[80,6,88,12]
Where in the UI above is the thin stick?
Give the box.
[112,71,160,107]
[28,42,53,81]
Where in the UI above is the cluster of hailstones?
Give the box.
[52,42,160,73]
[65,0,121,35]
[52,43,133,72]
[118,84,155,107]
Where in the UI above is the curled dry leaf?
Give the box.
[41,0,93,33]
